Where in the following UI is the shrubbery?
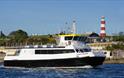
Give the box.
[0,30,56,46]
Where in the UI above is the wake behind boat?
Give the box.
[4,20,105,68]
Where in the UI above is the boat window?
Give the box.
[76,49,91,52]
[80,49,84,52]
[73,36,79,40]
[75,49,79,52]
[78,37,82,41]
[79,37,87,42]
[73,36,87,41]
[65,36,80,41]
[65,36,87,42]
[35,49,75,54]
[65,36,73,40]
[83,49,91,52]
[15,50,20,56]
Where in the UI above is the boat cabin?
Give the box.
[56,34,87,46]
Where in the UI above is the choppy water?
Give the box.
[0,63,124,78]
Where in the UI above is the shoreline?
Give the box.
[104,58,124,64]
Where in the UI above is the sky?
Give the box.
[0,0,124,35]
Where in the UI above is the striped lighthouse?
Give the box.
[100,16,106,38]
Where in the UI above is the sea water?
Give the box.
[0,63,124,78]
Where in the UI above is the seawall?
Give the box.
[104,58,124,64]
[0,54,5,63]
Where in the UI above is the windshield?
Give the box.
[76,48,91,52]
[65,36,73,40]
[65,36,87,42]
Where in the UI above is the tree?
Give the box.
[119,32,124,36]
[8,29,28,46]
[0,31,6,38]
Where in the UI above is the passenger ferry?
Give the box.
[4,34,105,68]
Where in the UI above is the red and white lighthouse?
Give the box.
[100,16,106,38]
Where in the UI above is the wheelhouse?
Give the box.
[56,34,87,46]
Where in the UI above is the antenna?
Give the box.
[70,20,76,34]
